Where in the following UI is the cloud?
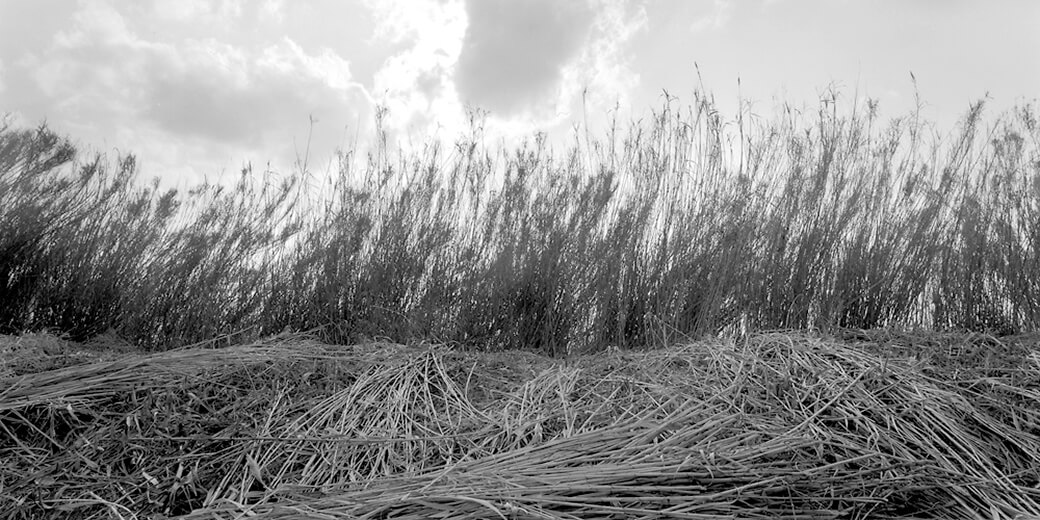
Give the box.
[364,0,646,147]
[690,0,731,33]
[150,0,284,25]
[54,0,135,48]
[364,0,469,142]
[4,0,649,186]
[259,0,285,23]
[10,0,372,184]
[456,0,595,117]
[561,0,647,113]
[151,0,245,23]
[141,37,369,148]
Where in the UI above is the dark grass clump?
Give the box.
[1,331,1038,518]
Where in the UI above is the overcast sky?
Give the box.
[1,0,1037,187]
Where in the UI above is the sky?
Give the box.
[1,0,1038,187]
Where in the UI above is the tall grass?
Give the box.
[1,91,1037,352]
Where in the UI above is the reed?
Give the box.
[0,90,1037,352]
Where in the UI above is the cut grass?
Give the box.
[1,330,1038,518]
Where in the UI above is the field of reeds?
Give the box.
[2,91,1040,518]
[2,92,1038,351]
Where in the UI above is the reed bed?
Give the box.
[1,92,1038,353]
[1,330,1038,519]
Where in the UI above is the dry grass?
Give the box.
[3,92,1039,516]
[2,330,1038,519]
[2,92,1039,353]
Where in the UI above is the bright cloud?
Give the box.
[563,0,647,112]
[364,0,646,147]
[365,0,469,144]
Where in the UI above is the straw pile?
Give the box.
[1,330,1038,519]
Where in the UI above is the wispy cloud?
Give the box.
[564,0,647,112]
[690,0,731,33]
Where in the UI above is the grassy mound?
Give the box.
[2,331,1038,519]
